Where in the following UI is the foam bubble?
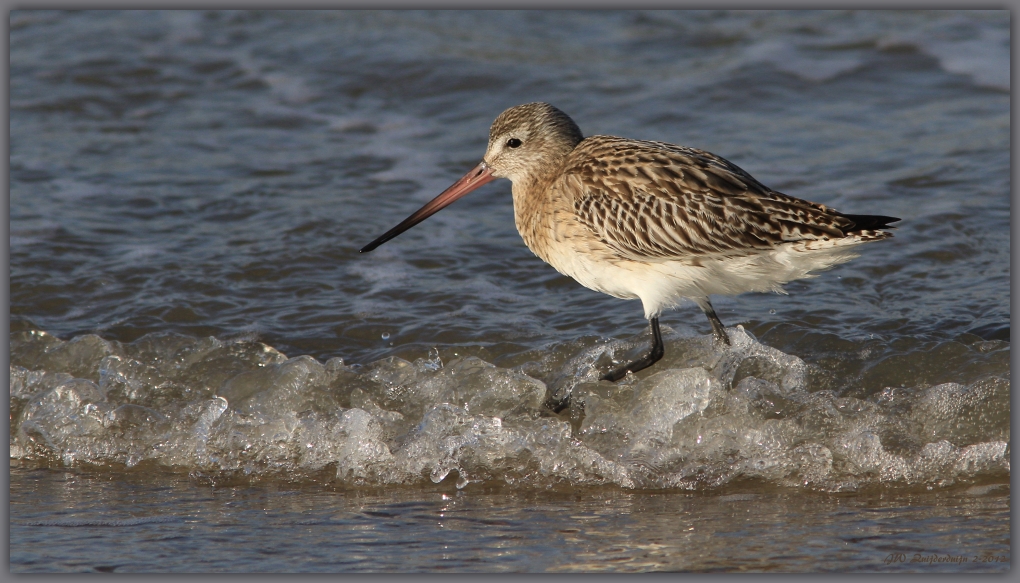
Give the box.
[8,327,1010,491]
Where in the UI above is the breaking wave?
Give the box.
[10,327,1008,492]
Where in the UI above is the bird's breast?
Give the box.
[511,179,576,264]
[511,178,641,300]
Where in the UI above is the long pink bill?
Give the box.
[360,161,496,253]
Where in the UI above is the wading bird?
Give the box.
[361,103,898,385]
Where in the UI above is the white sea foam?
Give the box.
[9,327,1009,492]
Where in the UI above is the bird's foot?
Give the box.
[600,356,658,382]
[601,316,666,382]
[544,392,571,413]
[714,329,731,346]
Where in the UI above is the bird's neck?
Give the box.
[511,162,569,262]
[510,138,582,257]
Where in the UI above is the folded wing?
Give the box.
[566,137,897,261]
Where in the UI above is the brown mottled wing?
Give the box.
[566,137,857,260]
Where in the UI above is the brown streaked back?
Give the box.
[563,136,897,260]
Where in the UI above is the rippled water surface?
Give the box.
[10,465,1010,573]
[9,10,1010,572]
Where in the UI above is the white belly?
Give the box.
[540,237,869,319]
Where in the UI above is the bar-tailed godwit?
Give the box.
[362,103,899,383]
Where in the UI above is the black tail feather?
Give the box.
[839,213,901,233]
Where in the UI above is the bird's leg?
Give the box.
[545,391,571,414]
[696,298,731,346]
[601,317,665,382]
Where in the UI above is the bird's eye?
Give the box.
[506,138,522,149]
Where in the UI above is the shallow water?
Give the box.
[9,465,1010,573]
[9,9,1010,572]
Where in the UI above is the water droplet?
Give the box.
[381,332,390,340]
[430,467,450,483]
[422,347,443,371]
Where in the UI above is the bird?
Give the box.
[361,102,898,387]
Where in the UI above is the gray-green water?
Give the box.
[9,10,1009,572]
[9,465,1010,572]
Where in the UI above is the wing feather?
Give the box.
[565,137,888,261]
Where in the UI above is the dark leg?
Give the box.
[696,297,730,345]
[601,317,665,382]
[545,391,570,414]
